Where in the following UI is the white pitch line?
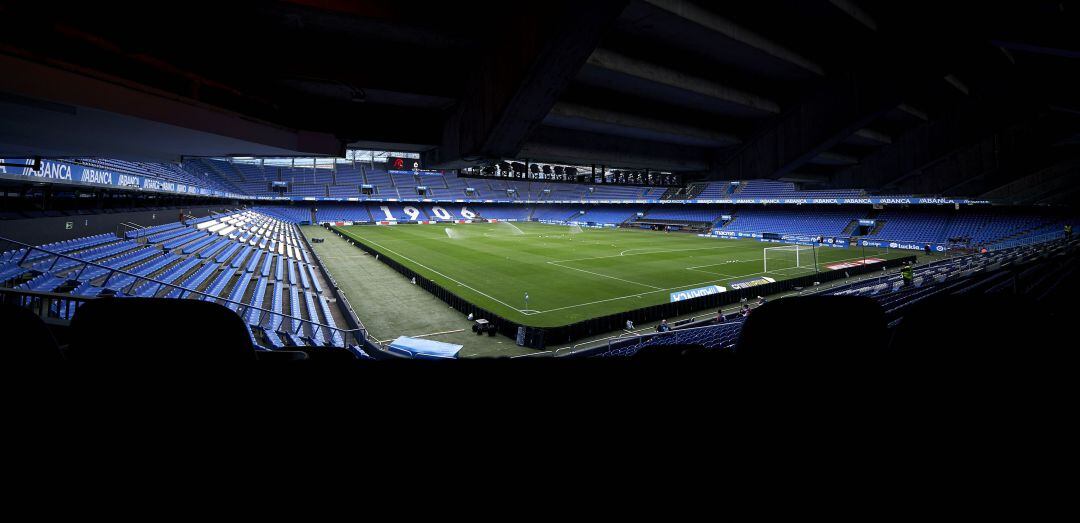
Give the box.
[341,231,529,314]
[685,268,741,278]
[683,253,872,281]
[528,252,902,316]
[684,260,747,270]
[347,226,898,320]
[546,261,663,290]
[529,275,751,315]
[553,243,742,264]
[410,328,466,339]
[318,255,370,260]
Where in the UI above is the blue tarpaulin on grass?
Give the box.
[388,336,463,359]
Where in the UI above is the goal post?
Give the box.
[763,245,817,273]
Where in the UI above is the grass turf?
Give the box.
[335,222,904,328]
[300,225,536,357]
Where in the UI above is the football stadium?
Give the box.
[1,1,1077,365]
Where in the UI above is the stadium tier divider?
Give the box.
[330,225,916,349]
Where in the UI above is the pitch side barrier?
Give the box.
[331,226,916,349]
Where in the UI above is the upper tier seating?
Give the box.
[640,206,725,223]
[720,208,857,237]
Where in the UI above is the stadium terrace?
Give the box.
[0,2,1077,366]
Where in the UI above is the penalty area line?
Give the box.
[546,261,663,290]
[340,231,530,315]
[528,252,901,316]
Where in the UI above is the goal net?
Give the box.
[763,245,816,273]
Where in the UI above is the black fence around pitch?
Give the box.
[330,225,916,349]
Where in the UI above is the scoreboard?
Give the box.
[387,156,420,172]
[387,156,444,176]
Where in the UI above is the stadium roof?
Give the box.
[2,1,1079,203]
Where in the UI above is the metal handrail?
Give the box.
[0,232,366,346]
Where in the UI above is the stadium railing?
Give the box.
[986,230,1066,251]
[555,318,745,358]
[0,235,369,351]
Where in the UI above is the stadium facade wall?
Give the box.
[0,207,220,245]
[330,225,916,348]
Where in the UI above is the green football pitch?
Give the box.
[334,222,904,327]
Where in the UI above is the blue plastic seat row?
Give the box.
[288,284,302,334]
[307,264,323,293]
[70,280,103,298]
[283,331,305,347]
[302,291,324,343]
[245,277,269,325]
[102,253,179,292]
[166,261,220,299]
[182,234,217,255]
[0,248,28,264]
[41,233,116,254]
[225,272,252,312]
[297,261,311,289]
[41,239,138,273]
[132,256,202,297]
[199,237,232,259]
[148,226,196,244]
[260,252,273,278]
[21,234,119,265]
[643,207,723,222]
[287,258,297,285]
[245,250,263,273]
[269,281,284,331]
[231,245,253,269]
[0,263,31,282]
[162,230,206,250]
[261,327,286,349]
[19,273,67,292]
[203,266,237,301]
[127,221,183,239]
[74,245,159,282]
[214,241,242,264]
[317,295,344,347]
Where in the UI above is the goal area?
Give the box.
[763,245,816,273]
